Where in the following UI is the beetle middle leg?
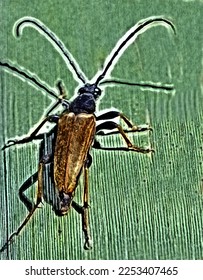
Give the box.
[19,152,53,211]
[95,120,153,153]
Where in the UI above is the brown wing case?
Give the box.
[54,112,96,195]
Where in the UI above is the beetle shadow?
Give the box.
[19,126,59,213]
[39,126,58,209]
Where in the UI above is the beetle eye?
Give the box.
[78,87,85,94]
[94,88,101,97]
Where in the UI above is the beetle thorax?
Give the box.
[69,83,102,114]
[69,93,96,114]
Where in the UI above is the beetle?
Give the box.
[0,16,175,251]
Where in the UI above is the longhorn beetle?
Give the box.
[0,16,175,251]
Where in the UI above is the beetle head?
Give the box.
[78,83,102,100]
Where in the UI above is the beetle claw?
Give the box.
[84,237,93,250]
[145,148,155,153]
[2,139,17,150]
[132,125,153,132]
[130,146,155,153]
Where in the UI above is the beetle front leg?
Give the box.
[2,115,59,150]
[96,121,153,153]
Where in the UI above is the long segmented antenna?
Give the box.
[0,61,59,99]
[100,79,174,91]
[95,16,175,86]
[14,17,87,84]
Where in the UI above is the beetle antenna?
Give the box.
[0,61,59,99]
[95,16,175,85]
[100,79,174,91]
[14,17,87,84]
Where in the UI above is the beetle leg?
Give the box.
[82,165,92,249]
[96,110,151,133]
[93,139,144,152]
[0,187,41,252]
[19,172,38,212]
[2,115,59,150]
[71,159,92,250]
[56,80,66,99]
[96,121,153,153]
[0,154,52,253]
[45,81,69,116]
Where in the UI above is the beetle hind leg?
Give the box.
[72,161,92,250]
[0,180,42,253]
[82,165,92,249]
[0,153,52,253]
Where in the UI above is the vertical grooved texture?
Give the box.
[0,0,203,260]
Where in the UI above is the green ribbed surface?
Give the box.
[0,0,203,260]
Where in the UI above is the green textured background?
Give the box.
[0,0,203,260]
